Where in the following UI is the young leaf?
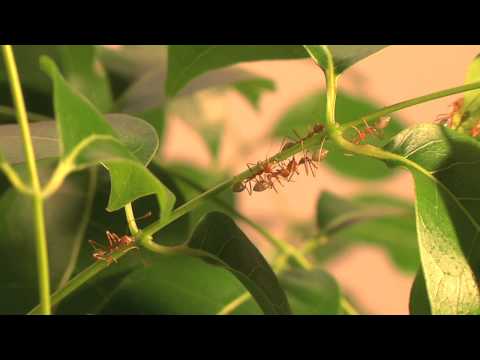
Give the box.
[384,124,480,314]
[40,56,175,218]
[315,192,419,273]
[0,114,158,166]
[59,45,113,113]
[187,212,291,315]
[233,77,276,110]
[272,91,405,180]
[304,45,388,75]
[166,45,308,97]
[279,268,341,315]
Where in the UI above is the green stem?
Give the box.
[0,105,52,123]
[2,45,51,315]
[125,203,139,235]
[340,81,480,132]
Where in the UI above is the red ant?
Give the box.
[435,98,464,128]
[89,232,138,265]
[89,212,151,265]
[298,137,329,177]
[351,117,391,144]
[471,120,480,138]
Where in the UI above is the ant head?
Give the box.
[281,142,295,152]
[313,123,325,133]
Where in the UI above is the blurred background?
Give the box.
[156,45,480,314]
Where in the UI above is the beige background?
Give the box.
[162,45,480,314]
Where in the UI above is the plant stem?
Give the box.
[2,45,51,315]
[125,203,139,235]
[340,81,480,131]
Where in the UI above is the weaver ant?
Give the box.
[435,98,464,128]
[471,120,480,138]
[351,116,392,144]
[89,232,138,265]
[89,212,151,265]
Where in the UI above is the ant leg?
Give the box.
[106,231,116,248]
[267,176,279,193]
[89,240,107,251]
[293,130,309,176]
[247,179,253,196]
[128,211,153,228]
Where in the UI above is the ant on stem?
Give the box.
[471,120,480,138]
[435,98,464,128]
[232,123,329,195]
[351,117,391,144]
[89,212,151,265]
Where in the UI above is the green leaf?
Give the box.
[97,255,262,315]
[59,45,113,113]
[272,91,405,180]
[0,162,96,314]
[0,114,158,166]
[279,268,341,314]
[304,45,387,75]
[41,55,175,217]
[187,212,291,315]
[166,45,308,97]
[233,77,276,110]
[384,124,480,314]
[409,269,432,315]
[315,192,419,273]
